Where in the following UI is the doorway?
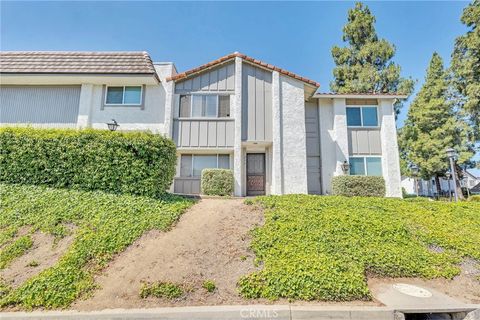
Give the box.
[246,153,265,196]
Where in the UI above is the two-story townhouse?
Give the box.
[0,51,405,197]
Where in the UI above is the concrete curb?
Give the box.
[1,305,479,320]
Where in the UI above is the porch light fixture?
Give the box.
[341,161,350,175]
[445,148,458,202]
[107,119,119,132]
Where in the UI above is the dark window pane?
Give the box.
[349,157,365,175]
[218,154,230,169]
[346,107,361,126]
[366,157,382,176]
[106,87,123,104]
[218,96,230,117]
[179,95,191,117]
[124,86,142,104]
[180,155,192,177]
[205,95,217,117]
[362,107,378,126]
[192,95,203,117]
[193,155,217,177]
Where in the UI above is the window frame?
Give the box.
[349,156,382,176]
[346,105,379,128]
[105,85,143,106]
[178,94,231,119]
[180,154,231,177]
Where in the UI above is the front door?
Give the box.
[247,153,265,196]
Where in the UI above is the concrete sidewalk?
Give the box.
[1,305,479,320]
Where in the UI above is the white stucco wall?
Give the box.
[318,98,336,194]
[156,63,176,138]
[271,71,283,195]
[278,75,308,194]
[233,57,243,196]
[89,84,166,133]
[380,99,402,198]
[87,63,172,133]
[76,84,94,128]
[332,98,349,176]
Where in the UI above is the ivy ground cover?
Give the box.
[239,195,480,301]
[0,184,194,309]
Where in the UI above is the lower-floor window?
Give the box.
[349,156,382,176]
[180,154,230,177]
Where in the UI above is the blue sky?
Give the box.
[1,1,478,173]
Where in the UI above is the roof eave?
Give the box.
[314,93,408,99]
[0,72,160,83]
[166,52,320,88]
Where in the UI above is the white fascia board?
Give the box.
[314,93,408,99]
[0,74,159,85]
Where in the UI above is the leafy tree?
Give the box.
[451,0,480,139]
[399,53,474,197]
[331,2,414,115]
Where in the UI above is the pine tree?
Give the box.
[331,2,414,115]
[399,53,473,198]
[451,0,480,140]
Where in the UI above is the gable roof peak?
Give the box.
[167,52,320,87]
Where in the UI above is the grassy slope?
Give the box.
[239,195,480,301]
[0,184,194,309]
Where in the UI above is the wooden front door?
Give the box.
[247,153,265,196]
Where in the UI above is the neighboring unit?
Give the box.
[402,170,480,197]
[0,51,406,197]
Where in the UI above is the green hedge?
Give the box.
[201,169,234,196]
[0,127,177,197]
[331,175,385,197]
[468,195,480,202]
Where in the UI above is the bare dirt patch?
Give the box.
[71,198,479,310]
[1,230,75,288]
[368,258,480,305]
[73,198,265,310]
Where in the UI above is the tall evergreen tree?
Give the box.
[399,53,473,197]
[451,0,480,139]
[331,2,414,115]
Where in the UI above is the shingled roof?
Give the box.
[167,52,320,87]
[0,51,159,80]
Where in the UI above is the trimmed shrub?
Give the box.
[0,127,177,197]
[202,280,216,293]
[331,175,385,197]
[201,169,234,196]
[140,281,183,299]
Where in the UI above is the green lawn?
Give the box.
[0,184,194,309]
[238,195,480,301]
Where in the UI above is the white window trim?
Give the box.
[105,86,143,106]
[183,154,231,177]
[349,155,382,176]
[346,105,379,128]
[178,94,231,119]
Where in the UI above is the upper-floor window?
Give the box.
[179,94,230,118]
[346,106,378,127]
[106,86,142,105]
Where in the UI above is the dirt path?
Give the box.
[74,198,264,310]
